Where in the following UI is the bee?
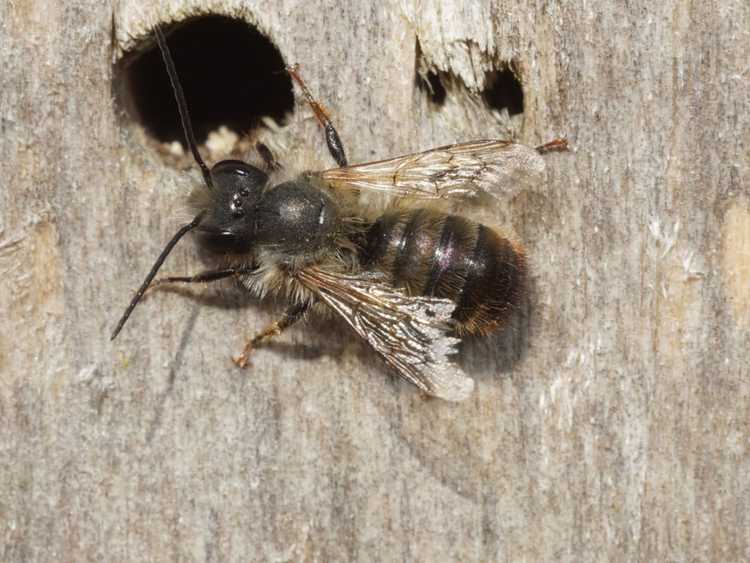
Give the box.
[111,24,567,401]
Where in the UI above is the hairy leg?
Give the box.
[233,303,310,368]
[535,138,569,154]
[287,64,348,167]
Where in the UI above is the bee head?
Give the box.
[197,160,268,252]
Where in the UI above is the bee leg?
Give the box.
[535,138,569,154]
[287,64,348,167]
[145,267,253,295]
[233,303,310,368]
[256,141,281,171]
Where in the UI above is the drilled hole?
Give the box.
[419,71,447,106]
[483,67,524,116]
[115,15,293,149]
[415,39,447,106]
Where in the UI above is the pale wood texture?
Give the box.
[2,0,749,561]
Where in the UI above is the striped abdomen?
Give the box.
[361,209,526,335]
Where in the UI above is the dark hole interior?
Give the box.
[482,68,524,116]
[422,71,447,105]
[116,15,294,146]
[414,39,447,106]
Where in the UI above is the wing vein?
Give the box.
[296,268,474,401]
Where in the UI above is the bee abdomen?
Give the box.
[362,209,526,335]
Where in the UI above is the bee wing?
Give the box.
[297,267,474,401]
[318,140,546,199]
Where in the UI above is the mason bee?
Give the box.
[111,24,567,401]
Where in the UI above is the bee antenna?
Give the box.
[153,24,215,190]
[111,212,205,341]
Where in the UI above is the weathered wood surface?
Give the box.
[1,0,748,561]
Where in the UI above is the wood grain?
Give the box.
[1,0,748,560]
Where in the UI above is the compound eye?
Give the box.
[212,160,268,190]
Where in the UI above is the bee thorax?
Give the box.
[254,180,340,256]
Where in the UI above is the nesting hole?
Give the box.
[415,39,448,106]
[115,15,293,151]
[419,71,447,105]
[482,67,524,116]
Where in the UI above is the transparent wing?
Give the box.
[297,267,474,401]
[318,140,546,199]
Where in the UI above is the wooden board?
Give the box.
[1,0,748,560]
